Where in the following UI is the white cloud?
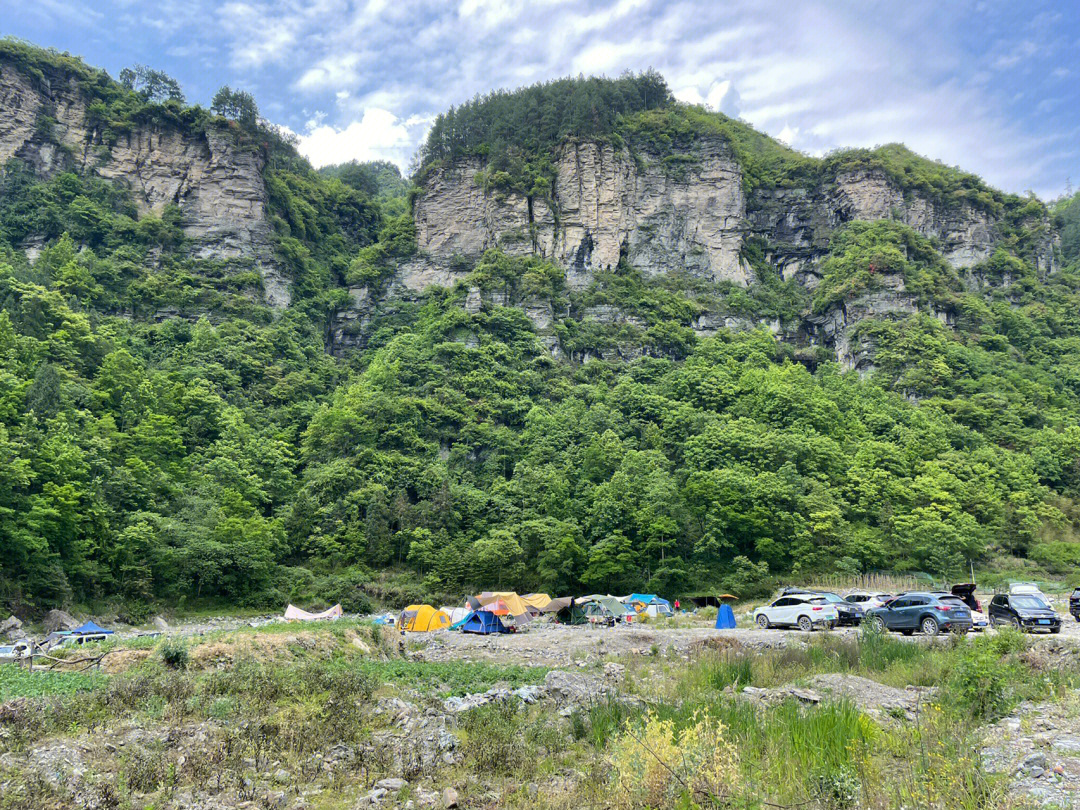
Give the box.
[295,52,363,91]
[776,123,798,145]
[297,107,426,168]
[54,0,1079,197]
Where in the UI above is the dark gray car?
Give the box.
[866,592,973,636]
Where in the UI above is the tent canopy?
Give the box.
[581,595,633,617]
[73,620,113,635]
[399,605,451,632]
[470,592,533,625]
[540,596,573,613]
[623,593,670,607]
[521,593,552,611]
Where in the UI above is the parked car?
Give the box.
[55,632,111,649]
[866,592,973,636]
[817,592,864,626]
[988,593,1061,633]
[1009,582,1052,605]
[0,640,34,662]
[754,594,839,632]
[949,584,988,631]
[1070,587,1080,622]
[844,591,893,611]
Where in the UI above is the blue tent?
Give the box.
[715,604,737,629]
[460,611,509,634]
[72,620,113,635]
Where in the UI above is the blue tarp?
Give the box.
[72,620,113,635]
[715,604,737,629]
[627,594,671,608]
[460,610,509,634]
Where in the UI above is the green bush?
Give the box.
[945,631,1029,719]
[158,637,189,670]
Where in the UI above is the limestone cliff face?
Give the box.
[0,58,289,308]
[413,138,751,288]
[750,168,1057,286]
[412,142,1057,297]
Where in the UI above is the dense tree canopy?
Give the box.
[2,43,1079,615]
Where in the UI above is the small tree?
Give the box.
[119,65,185,103]
[211,86,260,130]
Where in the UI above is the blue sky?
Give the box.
[5,0,1079,198]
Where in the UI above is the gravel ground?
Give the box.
[403,614,1080,668]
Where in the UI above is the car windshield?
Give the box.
[939,597,967,607]
[820,594,845,603]
[807,597,828,605]
[1013,595,1049,610]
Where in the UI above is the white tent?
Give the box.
[441,606,471,625]
[284,604,343,621]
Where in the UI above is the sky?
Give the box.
[4,0,1079,198]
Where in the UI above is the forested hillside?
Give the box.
[2,40,1080,616]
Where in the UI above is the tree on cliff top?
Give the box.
[119,64,185,104]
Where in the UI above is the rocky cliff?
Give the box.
[403,135,1058,369]
[0,55,289,307]
[414,138,751,288]
[413,141,1055,292]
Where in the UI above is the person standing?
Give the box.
[674,599,680,612]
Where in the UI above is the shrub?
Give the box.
[610,709,739,809]
[158,637,189,670]
[946,639,1016,719]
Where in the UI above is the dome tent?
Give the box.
[398,605,451,632]
[460,610,509,634]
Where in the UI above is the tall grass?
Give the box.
[0,666,106,700]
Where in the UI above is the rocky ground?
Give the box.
[982,692,1080,808]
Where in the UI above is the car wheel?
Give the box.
[797,615,813,632]
[1009,617,1021,630]
[1052,627,1062,634]
[921,617,940,636]
[756,614,770,630]
[872,616,887,634]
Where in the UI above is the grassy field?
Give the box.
[0,665,106,700]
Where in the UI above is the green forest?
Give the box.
[3,40,1080,617]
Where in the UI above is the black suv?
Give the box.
[988,593,1061,633]
[1070,588,1080,622]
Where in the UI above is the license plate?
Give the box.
[1039,619,1050,625]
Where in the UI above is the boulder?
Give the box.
[42,609,79,633]
[152,616,170,632]
[0,616,24,641]
[375,777,407,791]
[442,787,459,808]
[543,669,614,705]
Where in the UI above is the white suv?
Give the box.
[845,591,893,610]
[754,594,839,631]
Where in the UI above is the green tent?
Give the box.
[555,600,590,625]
